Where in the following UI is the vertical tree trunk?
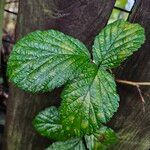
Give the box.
[4,1,115,149]
[0,0,5,146]
[0,0,4,48]
[110,1,150,150]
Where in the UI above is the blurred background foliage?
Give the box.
[108,0,135,24]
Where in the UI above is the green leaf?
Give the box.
[46,138,86,150]
[33,106,70,141]
[7,30,91,93]
[93,20,145,69]
[98,127,117,146]
[60,64,119,136]
[85,126,117,150]
[46,127,117,150]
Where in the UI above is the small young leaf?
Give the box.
[33,106,70,141]
[94,127,117,147]
[93,20,145,69]
[7,30,91,93]
[46,138,86,150]
[85,126,117,150]
[60,64,119,136]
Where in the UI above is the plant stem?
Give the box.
[116,79,149,112]
[116,79,150,86]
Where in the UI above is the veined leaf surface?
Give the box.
[33,106,70,141]
[46,138,86,150]
[93,20,145,68]
[46,126,117,150]
[60,65,119,136]
[7,30,90,92]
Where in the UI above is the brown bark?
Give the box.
[110,1,150,150]
[0,0,5,50]
[3,0,115,150]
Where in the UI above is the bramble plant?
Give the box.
[7,20,145,150]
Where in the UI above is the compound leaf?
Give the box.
[93,20,145,69]
[33,106,70,141]
[60,64,119,136]
[46,138,86,150]
[7,30,90,92]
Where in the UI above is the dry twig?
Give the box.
[116,79,150,112]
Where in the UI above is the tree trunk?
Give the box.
[0,1,5,147]
[110,1,150,150]
[3,0,115,149]
[0,0,5,48]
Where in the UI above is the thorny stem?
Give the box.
[116,79,150,112]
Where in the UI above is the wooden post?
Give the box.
[4,1,115,149]
[110,1,150,149]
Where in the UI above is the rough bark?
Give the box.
[0,0,5,50]
[3,0,115,150]
[110,1,150,150]
[0,0,5,142]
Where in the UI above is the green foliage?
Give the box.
[108,0,128,23]
[115,0,127,9]
[60,65,119,136]
[93,20,145,68]
[45,126,117,150]
[32,106,70,141]
[7,20,145,149]
[85,127,117,150]
[33,106,117,149]
[7,30,90,92]
[46,138,86,150]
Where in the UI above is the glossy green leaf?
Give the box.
[46,138,86,150]
[33,106,70,141]
[60,64,119,136]
[93,20,145,69]
[7,30,91,92]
